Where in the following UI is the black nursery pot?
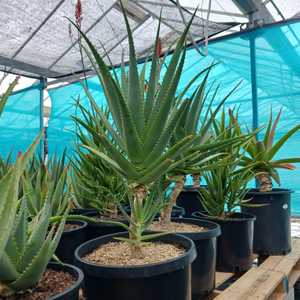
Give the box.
[48,262,84,300]
[242,188,292,255]
[75,232,196,300]
[70,208,97,215]
[171,218,221,300]
[83,211,127,241]
[55,221,87,264]
[176,185,207,217]
[193,212,256,273]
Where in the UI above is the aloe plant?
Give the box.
[0,152,12,180]
[21,152,70,217]
[199,110,255,218]
[158,86,244,226]
[0,78,28,260]
[71,148,129,217]
[71,4,207,257]
[0,200,66,297]
[238,108,300,192]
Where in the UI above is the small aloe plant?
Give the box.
[238,108,300,192]
[199,110,255,218]
[21,152,70,217]
[0,201,66,297]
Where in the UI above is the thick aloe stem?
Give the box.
[0,282,11,297]
[192,174,201,189]
[256,173,272,192]
[160,175,185,227]
[129,184,147,259]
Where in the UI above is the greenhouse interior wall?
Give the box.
[1,17,300,214]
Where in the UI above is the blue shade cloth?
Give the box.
[0,84,41,159]
[48,18,300,214]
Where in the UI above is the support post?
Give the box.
[250,35,258,133]
[39,78,46,160]
[249,35,259,188]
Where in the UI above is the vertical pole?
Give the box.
[250,35,258,133]
[249,35,259,188]
[39,78,46,160]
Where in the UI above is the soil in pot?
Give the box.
[242,188,292,255]
[55,221,87,264]
[82,211,127,241]
[176,185,207,218]
[4,263,84,300]
[150,218,221,300]
[193,212,256,273]
[75,232,196,300]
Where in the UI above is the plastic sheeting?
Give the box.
[0,0,235,78]
[48,18,300,214]
[0,84,41,159]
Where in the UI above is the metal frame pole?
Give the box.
[250,35,258,133]
[249,35,259,188]
[39,78,46,160]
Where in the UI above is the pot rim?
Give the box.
[74,232,196,278]
[246,188,293,195]
[48,262,84,300]
[192,211,256,222]
[63,220,88,235]
[165,217,221,240]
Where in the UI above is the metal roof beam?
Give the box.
[130,0,247,18]
[0,56,62,78]
[232,0,273,24]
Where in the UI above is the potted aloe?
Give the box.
[0,200,84,299]
[192,110,257,272]
[21,153,86,265]
[72,5,200,300]
[71,143,129,241]
[0,81,83,299]
[240,109,300,255]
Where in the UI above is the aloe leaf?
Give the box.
[0,252,19,281]
[268,124,300,159]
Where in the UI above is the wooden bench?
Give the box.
[210,238,300,300]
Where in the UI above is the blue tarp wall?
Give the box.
[0,84,41,159]
[47,18,300,214]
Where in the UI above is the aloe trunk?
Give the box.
[129,185,148,258]
[257,173,273,192]
[160,175,185,226]
[192,174,201,188]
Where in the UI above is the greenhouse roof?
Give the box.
[1,0,300,80]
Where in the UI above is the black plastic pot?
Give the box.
[56,221,87,264]
[83,211,127,241]
[70,208,97,215]
[193,212,256,273]
[242,188,292,255]
[48,262,84,300]
[170,218,221,300]
[295,280,300,299]
[176,185,207,217]
[75,232,196,300]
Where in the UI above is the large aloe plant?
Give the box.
[159,75,244,225]
[71,5,206,257]
[238,108,300,192]
[0,201,66,297]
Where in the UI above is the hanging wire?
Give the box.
[204,0,212,56]
[175,0,205,57]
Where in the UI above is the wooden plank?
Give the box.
[213,239,300,300]
[215,272,234,287]
[214,268,284,300]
